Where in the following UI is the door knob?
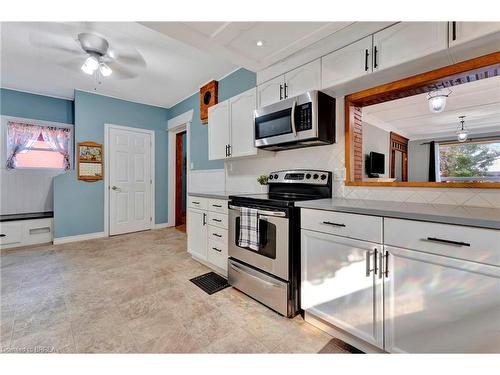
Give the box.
[111,186,120,191]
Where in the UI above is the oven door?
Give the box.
[254,91,317,148]
[228,204,289,280]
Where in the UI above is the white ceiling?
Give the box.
[0,22,237,108]
[363,75,500,140]
[141,22,353,71]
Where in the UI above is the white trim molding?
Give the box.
[154,223,172,229]
[53,231,106,245]
[168,109,194,130]
[104,124,156,237]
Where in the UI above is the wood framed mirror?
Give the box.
[345,51,500,189]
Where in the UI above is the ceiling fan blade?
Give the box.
[106,61,139,80]
[106,47,146,68]
[29,31,84,55]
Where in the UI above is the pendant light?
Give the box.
[427,88,452,113]
[456,116,469,143]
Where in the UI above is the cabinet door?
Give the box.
[384,246,500,353]
[187,208,207,260]
[229,88,257,158]
[208,101,230,160]
[284,59,321,98]
[373,22,447,72]
[301,229,384,348]
[321,36,372,88]
[450,22,500,46]
[257,75,284,108]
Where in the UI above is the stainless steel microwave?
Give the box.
[254,90,335,151]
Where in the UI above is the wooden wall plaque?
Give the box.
[77,141,103,181]
[199,80,218,124]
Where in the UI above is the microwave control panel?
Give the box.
[296,102,312,131]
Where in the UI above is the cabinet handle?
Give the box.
[225,145,228,157]
[365,249,378,277]
[364,49,369,71]
[0,234,6,237]
[379,249,384,279]
[451,21,457,41]
[279,84,283,100]
[212,204,222,208]
[322,221,346,227]
[212,247,222,252]
[192,201,200,205]
[424,237,471,247]
[384,251,389,278]
[212,218,222,223]
[373,46,378,69]
[284,83,288,99]
[202,213,206,226]
[212,233,222,238]
[228,144,232,157]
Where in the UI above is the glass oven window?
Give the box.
[235,217,276,259]
[255,108,292,140]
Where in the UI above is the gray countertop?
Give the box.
[188,191,254,200]
[296,198,500,230]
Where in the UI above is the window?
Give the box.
[439,139,500,182]
[6,121,72,170]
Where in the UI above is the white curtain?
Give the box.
[41,126,72,171]
[6,122,42,169]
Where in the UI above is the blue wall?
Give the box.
[168,68,256,170]
[53,90,169,238]
[0,88,74,123]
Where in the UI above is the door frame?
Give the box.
[175,130,187,226]
[104,123,155,237]
[167,109,193,227]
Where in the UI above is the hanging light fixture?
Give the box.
[456,115,469,142]
[99,62,113,77]
[81,55,99,75]
[427,88,452,113]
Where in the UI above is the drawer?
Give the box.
[384,218,500,266]
[208,239,228,272]
[208,199,228,215]
[22,218,53,246]
[301,208,383,243]
[188,196,208,210]
[208,212,228,229]
[0,222,23,245]
[208,225,227,245]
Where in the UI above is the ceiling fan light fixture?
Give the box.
[81,55,99,75]
[99,62,112,77]
[427,88,452,113]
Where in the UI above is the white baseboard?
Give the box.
[53,231,106,245]
[154,222,173,229]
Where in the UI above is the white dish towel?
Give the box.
[238,207,260,251]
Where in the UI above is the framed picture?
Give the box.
[77,141,103,181]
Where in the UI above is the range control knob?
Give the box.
[313,173,319,179]
[274,174,279,180]
[269,174,274,180]
[321,174,327,180]
[305,173,311,179]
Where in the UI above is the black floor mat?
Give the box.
[189,272,230,295]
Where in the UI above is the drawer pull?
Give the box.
[192,201,200,205]
[424,237,471,247]
[212,247,222,252]
[212,204,222,208]
[0,234,6,237]
[322,221,346,227]
[212,233,222,238]
[212,218,222,223]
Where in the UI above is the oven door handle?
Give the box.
[229,205,286,217]
[229,262,282,288]
[290,100,297,137]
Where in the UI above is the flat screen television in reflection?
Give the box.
[368,151,385,178]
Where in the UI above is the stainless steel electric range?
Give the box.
[227,169,332,317]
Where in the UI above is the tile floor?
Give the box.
[0,228,338,353]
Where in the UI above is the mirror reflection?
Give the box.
[360,75,500,183]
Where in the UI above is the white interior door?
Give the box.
[109,127,152,235]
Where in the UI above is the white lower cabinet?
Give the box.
[301,229,384,349]
[384,245,500,353]
[0,218,53,249]
[187,195,229,276]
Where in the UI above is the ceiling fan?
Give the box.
[29,24,146,80]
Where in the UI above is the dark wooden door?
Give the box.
[175,131,187,227]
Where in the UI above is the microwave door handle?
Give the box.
[291,100,297,137]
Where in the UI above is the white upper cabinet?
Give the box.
[372,22,448,72]
[229,88,257,158]
[450,22,500,46]
[208,101,230,161]
[284,59,321,98]
[321,36,373,89]
[257,75,284,108]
